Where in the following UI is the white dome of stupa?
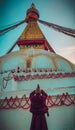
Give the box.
[0,49,75,73]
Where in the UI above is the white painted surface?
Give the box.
[0,105,75,130]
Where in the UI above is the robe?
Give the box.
[30,90,48,130]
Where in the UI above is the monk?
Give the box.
[29,84,49,130]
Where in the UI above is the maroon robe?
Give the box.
[30,90,48,130]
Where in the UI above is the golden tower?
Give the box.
[16,3,55,52]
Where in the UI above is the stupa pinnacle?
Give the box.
[25,3,39,22]
[16,4,55,52]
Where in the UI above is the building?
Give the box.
[0,4,75,130]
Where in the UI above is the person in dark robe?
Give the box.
[29,84,49,130]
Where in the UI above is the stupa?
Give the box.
[0,3,75,130]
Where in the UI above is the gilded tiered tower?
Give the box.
[16,3,55,52]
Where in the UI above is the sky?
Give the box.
[0,0,75,64]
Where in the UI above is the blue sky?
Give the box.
[0,0,75,64]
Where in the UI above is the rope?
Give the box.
[0,18,75,38]
[0,93,75,110]
[0,19,25,36]
[38,19,75,38]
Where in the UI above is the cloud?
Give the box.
[56,45,75,64]
[58,45,75,55]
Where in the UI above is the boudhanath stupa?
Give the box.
[0,3,75,130]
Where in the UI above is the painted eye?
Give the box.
[26,45,29,48]
[34,44,37,47]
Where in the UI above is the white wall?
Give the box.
[0,105,75,130]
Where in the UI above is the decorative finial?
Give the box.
[31,3,35,8]
[25,3,39,22]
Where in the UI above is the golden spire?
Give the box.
[16,4,55,53]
